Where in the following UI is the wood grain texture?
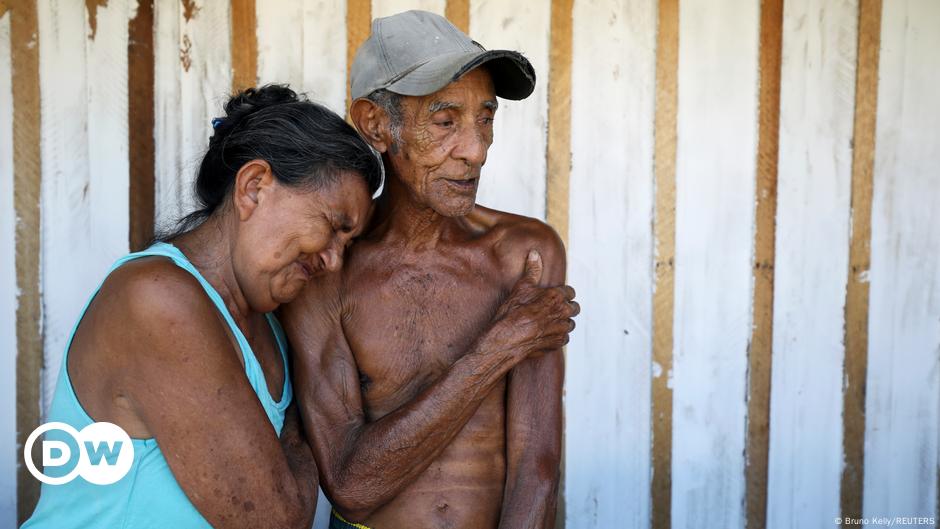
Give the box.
[38,0,132,416]
[444,0,468,32]
[470,0,550,220]
[863,0,940,520]
[10,0,42,520]
[566,0,656,527]
[766,1,859,526]
[652,0,678,527]
[671,1,759,527]
[546,2,572,526]
[153,0,181,231]
[128,0,155,251]
[346,0,371,111]
[230,0,257,91]
[255,0,347,115]
[841,0,880,521]
[546,0,571,246]
[746,1,782,528]
[0,11,17,527]
[372,0,444,19]
[154,0,232,229]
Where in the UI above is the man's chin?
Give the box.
[431,198,477,218]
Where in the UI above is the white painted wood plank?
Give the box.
[155,0,232,232]
[38,0,132,413]
[765,1,858,527]
[256,0,347,116]
[470,0,549,220]
[257,0,303,90]
[371,0,445,20]
[565,0,656,527]
[301,0,347,115]
[178,1,232,227]
[0,12,17,528]
[300,0,347,115]
[670,1,759,528]
[864,0,940,519]
[153,0,183,232]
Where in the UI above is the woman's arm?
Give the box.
[108,263,317,529]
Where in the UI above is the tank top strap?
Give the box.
[63,242,290,434]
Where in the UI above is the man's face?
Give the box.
[387,68,497,217]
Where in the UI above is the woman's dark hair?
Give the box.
[165,84,382,237]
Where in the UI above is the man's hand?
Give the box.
[481,250,580,362]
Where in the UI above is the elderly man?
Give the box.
[280,10,578,529]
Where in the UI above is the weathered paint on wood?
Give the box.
[841,0,881,520]
[766,1,858,527]
[37,0,131,412]
[0,11,16,528]
[256,0,347,115]
[154,0,232,231]
[469,0,549,220]
[566,0,656,527]
[864,0,940,519]
[651,0,678,526]
[372,0,444,19]
[746,1,783,527]
[671,1,759,528]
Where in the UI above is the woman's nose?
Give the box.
[320,246,343,273]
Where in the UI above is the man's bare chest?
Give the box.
[342,260,508,416]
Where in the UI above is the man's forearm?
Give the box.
[329,341,521,517]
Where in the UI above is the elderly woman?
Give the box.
[22,85,382,529]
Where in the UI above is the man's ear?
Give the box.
[232,159,274,221]
[350,98,392,154]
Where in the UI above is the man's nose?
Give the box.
[452,128,488,167]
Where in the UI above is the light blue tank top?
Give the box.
[22,242,292,529]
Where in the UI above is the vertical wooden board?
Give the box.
[38,0,131,411]
[257,0,303,90]
[153,0,182,231]
[470,0,549,220]
[255,0,347,115]
[565,0,656,527]
[764,1,858,527]
[301,0,347,114]
[371,0,445,19]
[155,0,232,231]
[0,11,16,527]
[179,1,232,222]
[864,0,940,518]
[671,1,759,528]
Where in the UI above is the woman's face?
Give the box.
[233,169,372,312]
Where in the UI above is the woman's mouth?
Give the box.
[295,260,314,280]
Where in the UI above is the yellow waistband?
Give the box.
[331,508,373,529]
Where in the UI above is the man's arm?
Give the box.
[279,252,576,522]
[499,228,568,529]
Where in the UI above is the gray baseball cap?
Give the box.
[350,10,536,101]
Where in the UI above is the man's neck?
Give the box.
[373,176,459,250]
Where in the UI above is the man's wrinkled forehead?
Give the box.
[405,68,499,115]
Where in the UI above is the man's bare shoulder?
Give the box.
[469,205,566,283]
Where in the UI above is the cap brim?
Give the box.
[386,49,535,101]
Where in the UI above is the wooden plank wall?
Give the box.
[0,8,16,528]
[767,0,858,526]
[4,1,940,528]
[566,1,655,528]
[864,0,940,521]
